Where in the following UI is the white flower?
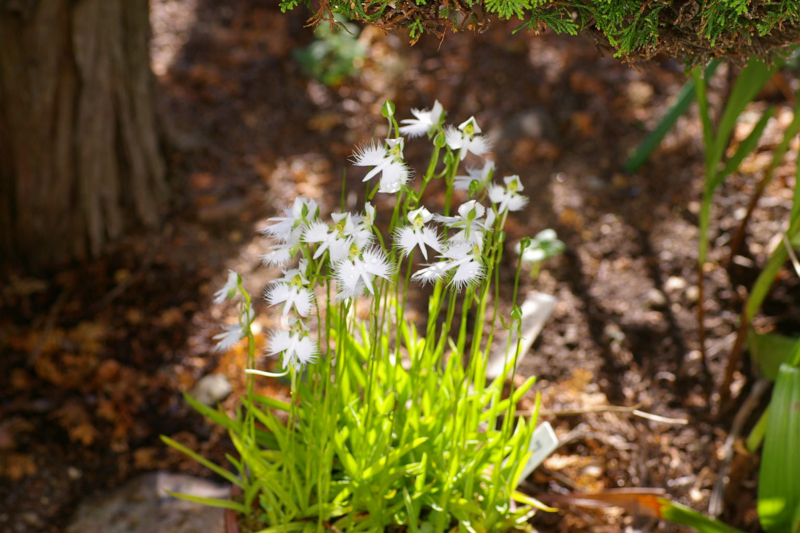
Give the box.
[264,283,314,317]
[335,247,393,296]
[399,100,444,137]
[261,227,302,267]
[352,138,412,193]
[364,202,376,227]
[441,243,485,289]
[304,221,352,263]
[516,229,564,263]
[411,261,450,286]
[274,259,310,284]
[454,160,495,191]
[214,324,244,352]
[445,117,491,161]
[334,212,373,251]
[436,200,493,248]
[268,329,318,369]
[447,256,484,290]
[395,207,443,260]
[214,270,239,304]
[261,197,319,242]
[411,242,485,290]
[488,175,528,213]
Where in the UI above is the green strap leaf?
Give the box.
[164,490,246,513]
[758,364,800,531]
[161,435,244,488]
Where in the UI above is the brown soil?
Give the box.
[1,1,799,532]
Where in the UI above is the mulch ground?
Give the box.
[2,1,799,532]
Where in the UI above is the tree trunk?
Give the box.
[0,0,166,269]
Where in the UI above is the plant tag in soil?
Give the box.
[519,422,558,482]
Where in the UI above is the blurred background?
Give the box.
[2,0,799,531]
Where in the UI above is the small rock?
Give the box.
[66,472,229,533]
[686,286,700,303]
[645,288,667,309]
[562,324,580,347]
[664,276,686,292]
[21,513,43,528]
[189,374,232,406]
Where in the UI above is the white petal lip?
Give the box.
[450,259,484,289]
[334,247,392,296]
[378,160,410,193]
[444,125,462,150]
[399,118,431,138]
[465,135,491,158]
[264,284,314,317]
[214,324,243,352]
[214,270,239,304]
[396,226,443,260]
[397,227,423,259]
[506,194,528,212]
[260,242,293,267]
[267,330,319,369]
[445,125,490,160]
[399,102,443,137]
[352,142,386,167]
[411,262,449,285]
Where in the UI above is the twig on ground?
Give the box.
[529,403,688,425]
[709,378,771,518]
[719,301,751,413]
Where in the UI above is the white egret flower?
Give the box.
[264,283,314,317]
[399,100,444,137]
[445,117,490,161]
[268,328,318,369]
[260,228,302,267]
[454,160,495,191]
[265,263,314,317]
[487,175,528,213]
[261,197,319,242]
[334,212,373,251]
[214,324,244,352]
[352,138,411,193]
[436,200,493,248]
[395,207,443,260]
[214,270,239,304]
[304,221,352,263]
[335,247,393,296]
[411,242,484,290]
[411,261,450,286]
[443,243,485,289]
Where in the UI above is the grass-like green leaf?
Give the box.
[164,490,246,513]
[748,330,800,380]
[759,364,800,531]
[161,435,244,488]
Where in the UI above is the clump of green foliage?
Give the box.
[281,0,800,63]
[293,16,365,86]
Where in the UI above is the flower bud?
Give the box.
[381,100,396,118]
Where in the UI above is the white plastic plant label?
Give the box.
[519,422,558,482]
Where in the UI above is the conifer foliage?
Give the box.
[281,0,800,63]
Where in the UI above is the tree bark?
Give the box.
[0,0,166,269]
